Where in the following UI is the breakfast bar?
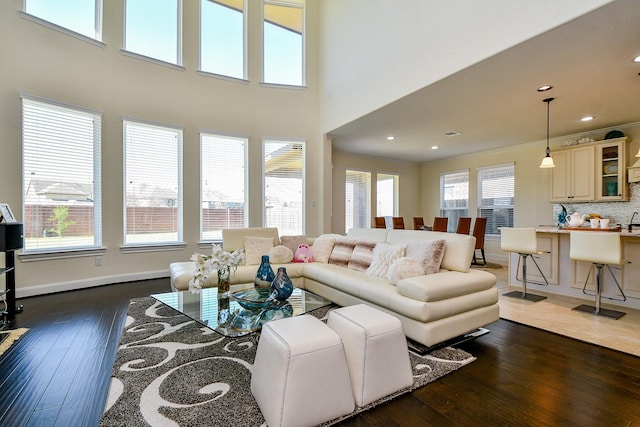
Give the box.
[506,226,640,310]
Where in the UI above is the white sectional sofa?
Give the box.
[169,227,499,348]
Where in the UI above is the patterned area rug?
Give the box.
[0,328,28,357]
[100,297,475,427]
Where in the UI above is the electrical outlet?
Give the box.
[95,257,102,266]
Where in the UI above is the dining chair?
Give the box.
[471,217,487,265]
[374,217,386,229]
[392,217,405,229]
[500,227,549,302]
[413,217,425,230]
[432,217,448,232]
[456,217,472,235]
[569,232,627,319]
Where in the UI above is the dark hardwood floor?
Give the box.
[1,278,639,426]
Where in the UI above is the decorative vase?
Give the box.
[217,294,230,325]
[271,267,294,301]
[254,255,275,288]
[217,268,231,296]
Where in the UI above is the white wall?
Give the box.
[0,0,323,295]
[318,0,612,133]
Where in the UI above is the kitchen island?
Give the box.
[506,226,640,310]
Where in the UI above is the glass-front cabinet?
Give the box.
[596,137,628,201]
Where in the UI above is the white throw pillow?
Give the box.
[366,243,406,278]
[311,234,342,263]
[387,257,425,285]
[244,236,275,265]
[405,239,446,274]
[269,245,293,264]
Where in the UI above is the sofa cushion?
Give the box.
[396,269,497,302]
[223,227,279,251]
[269,245,293,264]
[311,234,342,263]
[245,236,275,265]
[405,239,446,274]
[280,235,308,254]
[386,257,424,285]
[329,238,358,267]
[366,243,405,278]
[347,240,377,272]
[385,230,475,273]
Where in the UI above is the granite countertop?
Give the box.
[535,226,640,236]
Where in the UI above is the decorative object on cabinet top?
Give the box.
[562,137,595,146]
[605,130,625,140]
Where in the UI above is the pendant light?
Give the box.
[539,97,555,168]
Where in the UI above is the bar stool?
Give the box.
[500,227,549,302]
[569,232,627,319]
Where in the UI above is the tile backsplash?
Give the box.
[552,182,640,228]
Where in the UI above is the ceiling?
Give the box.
[328,0,640,163]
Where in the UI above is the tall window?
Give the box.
[376,173,398,217]
[478,164,514,236]
[25,0,102,40]
[263,140,304,235]
[124,121,183,245]
[125,0,181,65]
[263,0,304,86]
[200,133,248,241]
[345,170,371,231]
[200,0,245,79]
[22,97,102,252]
[440,170,469,232]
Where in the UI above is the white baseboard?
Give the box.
[16,270,170,298]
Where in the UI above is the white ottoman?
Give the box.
[251,315,355,427]
[327,304,413,407]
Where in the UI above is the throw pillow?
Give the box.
[405,239,446,274]
[294,244,313,262]
[269,245,293,264]
[347,240,377,272]
[311,234,342,263]
[387,257,425,285]
[280,235,308,255]
[366,243,406,278]
[328,237,359,267]
[244,236,275,265]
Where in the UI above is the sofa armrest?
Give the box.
[396,269,496,302]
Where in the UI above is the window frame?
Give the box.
[123,0,184,67]
[477,163,515,237]
[345,169,371,231]
[262,138,305,235]
[440,169,469,232]
[122,119,184,250]
[199,0,248,81]
[199,132,249,242]
[20,95,103,256]
[262,0,306,87]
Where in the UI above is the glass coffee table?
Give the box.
[152,284,332,338]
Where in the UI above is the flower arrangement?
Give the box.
[189,244,245,293]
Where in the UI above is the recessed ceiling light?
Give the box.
[633,56,640,63]
[580,116,595,122]
[386,136,395,141]
[443,131,461,137]
[537,85,553,92]
[431,145,439,150]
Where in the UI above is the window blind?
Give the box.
[478,164,514,235]
[440,170,469,231]
[124,120,183,244]
[346,170,371,231]
[200,133,248,241]
[264,140,304,235]
[22,97,102,251]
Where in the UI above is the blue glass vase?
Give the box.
[271,267,294,301]
[254,255,275,288]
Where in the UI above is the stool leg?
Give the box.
[521,254,528,297]
[573,262,626,319]
[595,264,603,314]
[504,253,547,302]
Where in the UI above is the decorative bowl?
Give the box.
[231,288,276,311]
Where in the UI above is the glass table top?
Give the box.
[152,284,332,338]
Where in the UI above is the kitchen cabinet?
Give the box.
[595,137,628,201]
[549,145,595,202]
